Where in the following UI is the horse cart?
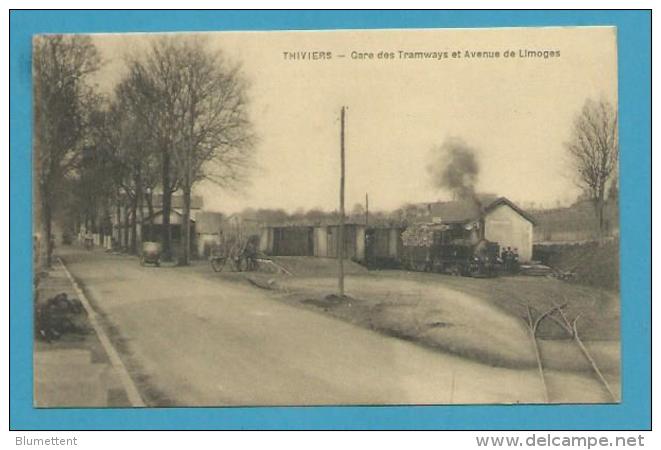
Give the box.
[209,235,260,273]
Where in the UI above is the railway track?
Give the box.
[524,301,617,403]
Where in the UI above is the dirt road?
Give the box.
[59,247,611,406]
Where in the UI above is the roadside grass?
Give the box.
[236,267,619,373]
[193,254,619,373]
[373,270,619,341]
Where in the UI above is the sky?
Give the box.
[89,27,618,214]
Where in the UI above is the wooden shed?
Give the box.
[313,224,365,260]
[365,226,405,268]
[261,223,365,261]
[261,226,314,256]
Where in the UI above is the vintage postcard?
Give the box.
[32,26,619,407]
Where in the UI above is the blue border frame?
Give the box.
[10,10,651,430]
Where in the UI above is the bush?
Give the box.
[533,240,619,291]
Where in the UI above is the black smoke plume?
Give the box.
[427,137,480,200]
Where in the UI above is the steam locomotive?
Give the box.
[362,222,503,277]
[400,237,501,277]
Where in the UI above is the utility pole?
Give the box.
[365,193,369,227]
[338,106,346,297]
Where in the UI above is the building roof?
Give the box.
[143,209,195,224]
[426,200,482,223]
[418,196,535,225]
[264,221,367,229]
[151,194,204,210]
[484,197,536,225]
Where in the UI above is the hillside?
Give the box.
[531,200,619,243]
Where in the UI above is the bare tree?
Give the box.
[33,35,101,268]
[170,38,255,265]
[81,37,253,263]
[565,98,618,240]
[132,38,187,261]
[111,68,162,253]
[72,104,116,240]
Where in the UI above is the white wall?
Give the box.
[355,227,365,261]
[484,205,534,262]
[314,226,328,257]
[259,228,274,254]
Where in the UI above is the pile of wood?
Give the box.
[401,224,434,247]
[35,293,90,342]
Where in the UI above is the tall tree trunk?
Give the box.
[136,176,144,253]
[123,203,130,251]
[595,187,606,243]
[130,192,138,254]
[598,198,605,242]
[146,190,154,242]
[180,97,196,266]
[34,68,45,274]
[115,197,121,249]
[180,183,191,266]
[161,151,172,261]
[41,193,53,268]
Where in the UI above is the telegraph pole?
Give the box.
[365,193,369,226]
[338,106,346,297]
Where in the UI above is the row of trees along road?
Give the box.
[33,35,101,268]
[33,35,255,268]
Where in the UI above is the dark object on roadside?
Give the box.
[140,241,162,266]
[551,270,577,281]
[35,293,89,342]
[302,294,353,309]
[324,293,352,302]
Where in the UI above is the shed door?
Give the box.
[273,227,313,256]
[327,227,356,259]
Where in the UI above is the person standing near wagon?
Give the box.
[511,248,520,274]
[502,247,512,273]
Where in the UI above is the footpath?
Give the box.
[34,252,143,407]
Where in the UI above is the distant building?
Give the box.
[113,193,204,257]
[194,211,225,258]
[141,194,203,257]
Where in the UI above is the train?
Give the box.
[366,223,512,277]
[401,237,501,277]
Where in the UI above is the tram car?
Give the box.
[400,223,501,277]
